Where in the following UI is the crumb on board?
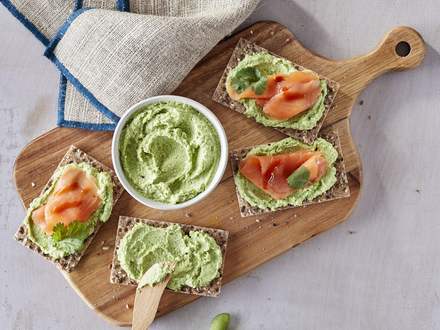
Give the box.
[102,246,110,251]
[185,213,192,218]
[368,115,371,120]
[285,38,290,43]
[359,99,364,106]
[31,182,36,187]
[256,219,261,223]
[250,30,253,35]
[125,304,131,309]
[416,189,421,193]
[270,31,274,36]
[348,230,356,235]
[272,223,278,227]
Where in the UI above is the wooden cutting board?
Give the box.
[13,22,425,326]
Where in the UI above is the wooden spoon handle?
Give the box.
[132,277,170,330]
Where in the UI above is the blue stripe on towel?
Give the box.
[1,0,124,130]
[0,0,50,45]
[45,8,89,54]
[45,8,120,123]
[74,0,84,10]
[58,75,116,131]
[47,8,120,125]
[57,0,128,130]
[47,52,121,123]
[116,0,129,11]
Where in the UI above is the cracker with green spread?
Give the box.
[15,146,124,272]
[213,39,339,143]
[110,216,229,297]
[231,127,350,217]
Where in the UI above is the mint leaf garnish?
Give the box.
[52,221,92,242]
[287,166,310,189]
[230,67,267,95]
[253,76,268,95]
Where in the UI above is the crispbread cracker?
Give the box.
[212,38,340,143]
[110,216,229,297]
[231,127,351,217]
[15,146,124,272]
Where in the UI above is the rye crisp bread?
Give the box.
[212,38,340,143]
[110,216,229,297]
[231,126,351,217]
[15,145,124,272]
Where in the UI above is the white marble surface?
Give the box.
[1,1,440,329]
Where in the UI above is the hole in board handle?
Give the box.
[395,41,411,57]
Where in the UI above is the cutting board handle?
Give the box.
[372,26,425,70]
[335,26,425,90]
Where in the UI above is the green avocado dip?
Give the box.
[119,101,221,204]
[117,223,223,291]
[226,52,328,130]
[235,137,338,210]
[25,163,114,258]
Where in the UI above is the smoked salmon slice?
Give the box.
[263,78,321,120]
[31,166,101,235]
[239,150,327,199]
[227,71,321,120]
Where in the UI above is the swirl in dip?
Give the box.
[119,101,221,204]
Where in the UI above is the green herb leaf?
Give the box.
[287,166,310,189]
[230,67,267,95]
[253,76,268,95]
[210,313,230,330]
[52,221,92,242]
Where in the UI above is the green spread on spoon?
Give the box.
[138,262,175,289]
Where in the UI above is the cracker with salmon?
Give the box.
[15,146,124,272]
[231,127,350,217]
[213,38,339,143]
[110,216,229,297]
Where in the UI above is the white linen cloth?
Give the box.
[1,0,259,129]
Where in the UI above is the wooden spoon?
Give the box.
[132,262,176,330]
[132,273,171,330]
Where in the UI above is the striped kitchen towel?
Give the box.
[1,0,259,130]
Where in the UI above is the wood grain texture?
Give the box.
[132,275,170,330]
[12,22,425,326]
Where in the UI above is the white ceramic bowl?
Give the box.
[112,95,228,210]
